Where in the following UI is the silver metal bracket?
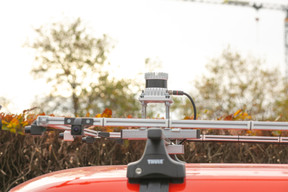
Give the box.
[121,128,200,140]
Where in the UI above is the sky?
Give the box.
[0,0,287,113]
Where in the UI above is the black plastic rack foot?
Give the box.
[127,128,185,192]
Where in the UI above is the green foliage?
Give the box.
[273,83,288,121]
[193,47,283,120]
[29,18,140,116]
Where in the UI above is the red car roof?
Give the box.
[11,163,288,192]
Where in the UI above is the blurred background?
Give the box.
[1,0,287,119]
[2,1,288,191]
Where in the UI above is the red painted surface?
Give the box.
[11,164,288,192]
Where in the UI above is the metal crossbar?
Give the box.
[37,117,288,144]
[190,135,288,143]
[37,116,288,131]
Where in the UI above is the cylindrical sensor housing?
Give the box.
[139,72,172,104]
[145,72,168,88]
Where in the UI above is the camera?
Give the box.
[71,125,83,135]
[71,118,84,136]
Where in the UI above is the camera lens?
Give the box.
[71,125,83,135]
[73,126,80,133]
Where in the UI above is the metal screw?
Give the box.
[86,120,90,124]
[67,119,71,123]
[135,168,142,175]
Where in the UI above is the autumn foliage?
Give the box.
[0,108,113,134]
[0,109,39,134]
[1,108,288,191]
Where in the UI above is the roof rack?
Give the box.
[127,128,185,192]
[22,72,288,192]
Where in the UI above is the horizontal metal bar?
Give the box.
[189,135,288,143]
[171,120,250,129]
[252,121,288,131]
[103,118,168,128]
[37,116,65,125]
[121,128,199,140]
[37,116,103,126]
[109,132,121,138]
[121,128,147,139]
[31,118,288,144]
[93,118,103,126]
[37,116,288,131]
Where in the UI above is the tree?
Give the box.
[274,83,288,121]
[0,97,9,109]
[29,18,140,116]
[180,47,283,120]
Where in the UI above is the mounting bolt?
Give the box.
[135,168,142,175]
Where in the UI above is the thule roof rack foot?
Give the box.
[127,128,185,192]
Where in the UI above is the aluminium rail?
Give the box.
[36,116,288,144]
[47,124,288,144]
[37,116,288,131]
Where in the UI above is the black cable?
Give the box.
[169,90,197,144]
[169,90,197,120]
[181,92,197,144]
[182,92,197,121]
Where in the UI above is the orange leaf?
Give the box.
[7,118,19,128]
[233,109,242,117]
[106,127,113,132]
[102,108,112,118]
[224,114,233,120]
[95,113,102,118]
